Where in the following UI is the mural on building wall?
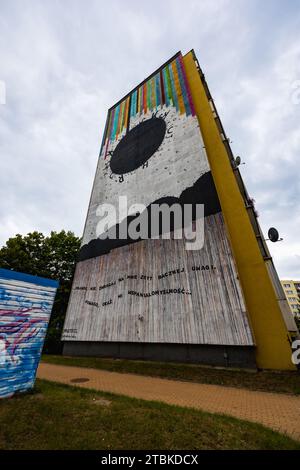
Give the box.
[0,269,58,398]
[79,52,220,259]
[62,52,254,347]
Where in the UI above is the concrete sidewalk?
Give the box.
[37,362,300,441]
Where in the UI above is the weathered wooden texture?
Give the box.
[0,269,58,398]
[63,212,254,346]
[64,54,255,349]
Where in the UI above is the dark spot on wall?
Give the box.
[110,117,166,174]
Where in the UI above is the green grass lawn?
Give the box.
[42,354,300,395]
[0,379,299,450]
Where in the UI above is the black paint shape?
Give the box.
[110,117,166,174]
[78,171,221,262]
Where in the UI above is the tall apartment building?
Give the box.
[281,280,300,318]
[62,50,299,370]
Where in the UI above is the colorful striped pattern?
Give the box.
[101,53,195,158]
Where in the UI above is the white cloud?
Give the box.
[0,0,299,279]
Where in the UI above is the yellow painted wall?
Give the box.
[183,51,295,370]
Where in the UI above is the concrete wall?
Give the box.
[64,341,256,369]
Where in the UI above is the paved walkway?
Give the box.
[37,363,300,441]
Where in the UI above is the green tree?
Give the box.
[0,230,81,353]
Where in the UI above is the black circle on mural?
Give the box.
[110,117,166,175]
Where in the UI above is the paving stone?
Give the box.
[38,363,300,441]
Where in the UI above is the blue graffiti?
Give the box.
[0,276,58,398]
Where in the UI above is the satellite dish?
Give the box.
[268,227,280,243]
[235,156,241,166]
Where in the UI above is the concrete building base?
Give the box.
[63,341,257,369]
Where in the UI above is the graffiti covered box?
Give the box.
[0,268,58,398]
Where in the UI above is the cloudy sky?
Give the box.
[0,0,299,279]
